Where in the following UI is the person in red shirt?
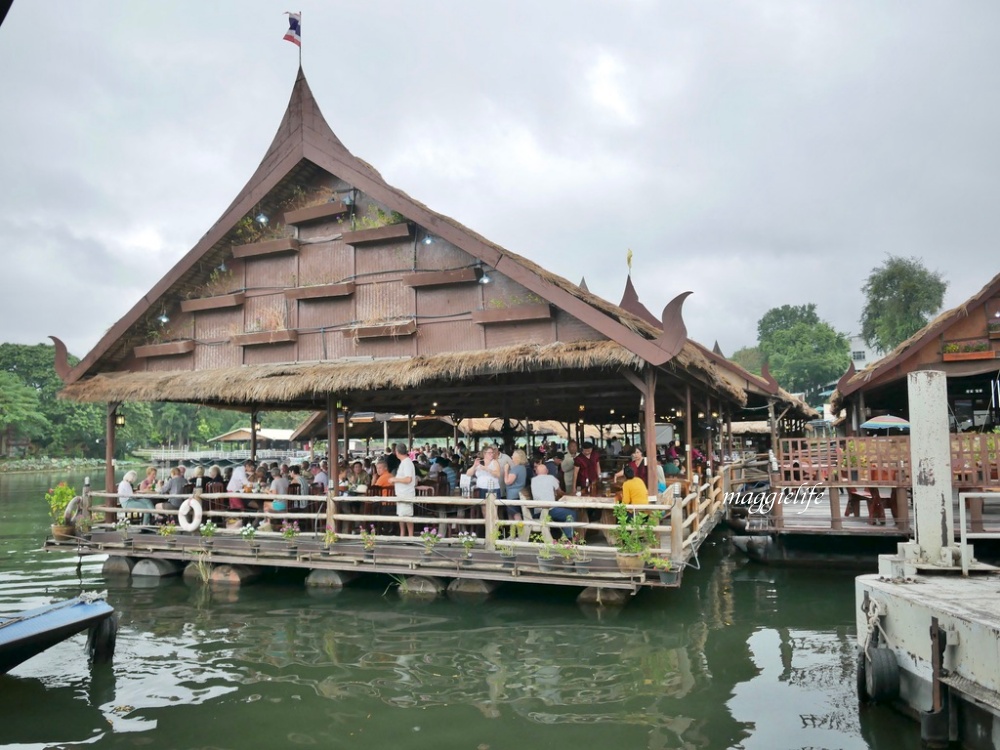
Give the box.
[574,441,601,494]
[614,446,648,484]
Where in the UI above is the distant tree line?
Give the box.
[729,255,947,405]
[0,343,308,458]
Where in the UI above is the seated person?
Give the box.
[155,467,187,517]
[119,469,154,525]
[138,466,158,493]
[264,468,290,515]
[373,459,394,490]
[435,457,458,492]
[620,464,647,508]
[346,460,368,492]
[528,463,576,541]
[664,458,682,476]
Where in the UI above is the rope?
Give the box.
[0,593,107,630]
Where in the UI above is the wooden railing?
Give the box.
[81,472,728,565]
[776,435,1000,489]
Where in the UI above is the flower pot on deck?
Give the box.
[657,569,680,585]
[615,552,644,575]
[575,559,592,575]
[536,555,556,573]
[50,524,75,542]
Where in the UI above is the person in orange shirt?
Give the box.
[620,464,647,508]
[373,459,394,489]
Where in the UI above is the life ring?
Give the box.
[63,496,82,524]
[177,497,202,532]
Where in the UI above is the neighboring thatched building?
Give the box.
[831,272,1000,433]
[54,67,814,491]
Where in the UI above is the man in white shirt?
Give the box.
[529,463,576,541]
[389,442,415,537]
[312,462,329,491]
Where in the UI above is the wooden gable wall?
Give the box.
[128,169,604,374]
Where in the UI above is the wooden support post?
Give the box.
[671,489,684,557]
[484,492,498,551]
[685,385,693,481]
[343,409,351,463]
[105,402,117,494]
[82,476,92,528]
[326,492,336,535]
[829,486,842,530]
[767,398,777,456]
[407,415,414,452]
[770,489,784,530]
[327,394,339,466]
[643,367,658,497]
[250,409,258,464]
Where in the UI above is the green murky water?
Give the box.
[0,472,916,749]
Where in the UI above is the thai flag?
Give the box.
[283,12,301,47]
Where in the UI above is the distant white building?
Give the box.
[846,334,882,371]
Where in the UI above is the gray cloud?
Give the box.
[1,1,998,361]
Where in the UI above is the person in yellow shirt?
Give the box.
[620,464,647,507]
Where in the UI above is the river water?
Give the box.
[0,472,917,750]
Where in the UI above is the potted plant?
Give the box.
[420,526,441,556]
[532,533,556,573]
[456,530,477,563]
[114,517,131,543]
[199,520,217,547]
[240,522,258,549]
[323,525,339,554]
[45,482,77,541]
[645,554,679,585]
[497,539,516,569]
[612,504,659,575]
[360,524,377,561]
[574,540,591,575]
[158,520,178,547]
[555,537,576,569]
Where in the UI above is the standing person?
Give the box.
[467,446,502,499]
[389,443,415,537]
[560,440,579,495]
[574,441,601,495]
[503,449,528,522]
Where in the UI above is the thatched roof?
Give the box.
[61,339,665,405]
[830,268,1000,412]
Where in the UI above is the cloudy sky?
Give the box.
[2,2,998,361]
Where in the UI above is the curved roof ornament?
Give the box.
[619,275,661,328]
[836,361,857,394]
[760,361,780,394]
[652,291,693,363]
[49,336,71,382]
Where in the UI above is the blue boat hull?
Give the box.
[0,596,115,673]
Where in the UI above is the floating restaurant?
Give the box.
[46,68,814,602]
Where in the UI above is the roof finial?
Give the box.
[626,248,633,274]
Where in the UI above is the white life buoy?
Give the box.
[177,497,202,532]
[63,496,82,524]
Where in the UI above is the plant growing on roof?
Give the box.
[349,204,405,232]
[942,342,960,354]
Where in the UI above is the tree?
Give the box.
[729,346,764,376]
[0,371,50,455]
[860,256,947,353]
[761,321,850,397]
[757,304,820,351]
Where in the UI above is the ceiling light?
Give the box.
[255,213,269,225]
[479,270,492,285]
[158,311,170,324]
[422,234,434,245]
[217,261,227,273]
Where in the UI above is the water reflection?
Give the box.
[0,472,920,749]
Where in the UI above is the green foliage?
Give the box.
[729,346,764,376]
[612,503,660,553]
[757,304,820,351]
[45,482,76,523]
[350,204,405,231]
[860,255,947,353]
[760,320,850,397]
[0,371,50,444]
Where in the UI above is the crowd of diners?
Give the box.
[114,438,714,542]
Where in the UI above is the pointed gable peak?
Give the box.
[578,276,589,292]
[618,275,661,329]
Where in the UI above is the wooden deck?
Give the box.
[44,467,742,594]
